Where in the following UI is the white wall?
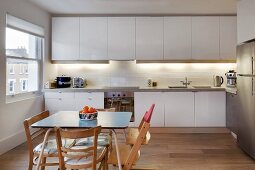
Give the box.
[55,61,236,88]
[30,0,237,15]
[0,0,52,155]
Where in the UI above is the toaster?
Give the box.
[73,77,86,88]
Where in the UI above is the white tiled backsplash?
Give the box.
[55,61,236,88]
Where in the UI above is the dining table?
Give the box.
[31,111,132,170]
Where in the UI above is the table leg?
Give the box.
[36,128,53,170]
[112,129,122,170]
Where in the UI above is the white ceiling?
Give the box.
[29,0,237,15]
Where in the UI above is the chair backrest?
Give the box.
[23,111,50,157]
[55,126,102,170]
[138,104,155,130]
[124,121,150,170]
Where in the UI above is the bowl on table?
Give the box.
[79,111,98,120]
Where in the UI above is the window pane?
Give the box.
[5,27,42,59]
[6,58,38,95]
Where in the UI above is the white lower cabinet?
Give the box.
[195,91,226,127]
[45,91,104,114]
[74,92,104,110]
[134,91,226,128]
[44,92,75,114]
[134,92,165,127]
[164,92,195,127]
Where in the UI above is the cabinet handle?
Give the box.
[58,91,62,93]
[88,97,92,100]
[59,98,62,100]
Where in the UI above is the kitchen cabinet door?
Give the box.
[220,16,237,60]
[237,0,255,43]
[195,91,226,127]
[80,17,108,60]
[135,17,164,60]
[44,91,75,114]
[134,92,165,127]
[192,17,220,60]
[52,17,79,60]
[164,17,192,60]
[164,92,195,127]
[74,92,104,110]
[108,17,135,60]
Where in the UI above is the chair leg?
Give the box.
[28,156,33,170]
[40,157,46,170]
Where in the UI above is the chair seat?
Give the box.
[64,145,107,167]
[33,139,75,155]
[126,128,151,145]
[75,133,111,147]
[107,144,140,165]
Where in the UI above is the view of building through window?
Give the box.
[6,27,42,96]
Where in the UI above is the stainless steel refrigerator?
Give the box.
[237,41,255,159]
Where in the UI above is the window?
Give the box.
[5,14,44,98]
[20,78,28,92]
[8,79,16,94]
[9,64,15,74]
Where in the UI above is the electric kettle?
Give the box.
[213,75,224,87]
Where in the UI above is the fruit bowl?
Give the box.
[79,111,98,120]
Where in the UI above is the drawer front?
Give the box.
[74,92,104,110]
[44,91,74,99]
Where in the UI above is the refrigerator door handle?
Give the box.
[237,74,255,77]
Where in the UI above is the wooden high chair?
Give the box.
[126,104,155,145]
[107,120,153,170]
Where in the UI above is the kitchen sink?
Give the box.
[168,86,188,88]
[192,85,212,89]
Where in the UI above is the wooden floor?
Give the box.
[0,133,255,170]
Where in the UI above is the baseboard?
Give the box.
[0,130,26,155]
[149,127,230,133]
[116,127,230,134]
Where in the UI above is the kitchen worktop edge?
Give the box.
[43,86,226,92]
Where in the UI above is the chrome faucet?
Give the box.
[180,77,192,87]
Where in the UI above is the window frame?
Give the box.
[5,14,44,102]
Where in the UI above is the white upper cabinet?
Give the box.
[164,17,192,60]
[108,17,135,60]
[192,17,220,60]
[52,17,79,60]
[136,17,164,60]
[220,16,237,60]
[79,17,108,60]
[237,0,255,43]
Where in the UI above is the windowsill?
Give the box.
[6,91,43,103]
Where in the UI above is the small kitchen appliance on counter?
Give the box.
[73,77,86,88]
[213,75,224,87]
[225,70,237,87]
[56,76,71,88]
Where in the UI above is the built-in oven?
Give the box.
[104,92,134,122]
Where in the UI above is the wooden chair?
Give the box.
[126,104,155,145]
[55,126,108,170]
[23,110,75,170]
[107,121,151,170]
